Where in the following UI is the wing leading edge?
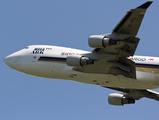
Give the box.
[104,86,159,102]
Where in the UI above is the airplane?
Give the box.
[4,1,159,106]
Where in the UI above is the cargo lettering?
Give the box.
[129,57,146,61]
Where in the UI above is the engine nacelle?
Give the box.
[108,93,135,106]
[88,35,117,48]
[66,55,94,66]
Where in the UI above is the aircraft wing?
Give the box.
[92,1,159,105]
[112,1,152,35]
[104,86,159,101]
[73,1,153,79]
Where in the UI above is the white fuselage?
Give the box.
[4,45,159,89]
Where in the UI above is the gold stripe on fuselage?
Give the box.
[136,67,159,74]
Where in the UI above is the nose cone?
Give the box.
[4,54,19,69]
[4,56,10,65]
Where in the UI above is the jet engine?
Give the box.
[88,35,117,48]
[108,93,135,106]
[66,55,94,66]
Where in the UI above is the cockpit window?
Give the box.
[24,47,29,49]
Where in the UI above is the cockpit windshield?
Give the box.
[24,47,29,49]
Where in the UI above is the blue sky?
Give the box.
[1,0,159,120]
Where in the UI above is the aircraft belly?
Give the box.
[68,72,157,89]
[19,61,159,89]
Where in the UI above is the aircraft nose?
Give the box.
[4,54,19,69]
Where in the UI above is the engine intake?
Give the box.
[66,55,94,66]
[108,93,135,106]
[88,35,117,48]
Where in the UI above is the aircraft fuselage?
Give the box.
[4,45,159,89]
